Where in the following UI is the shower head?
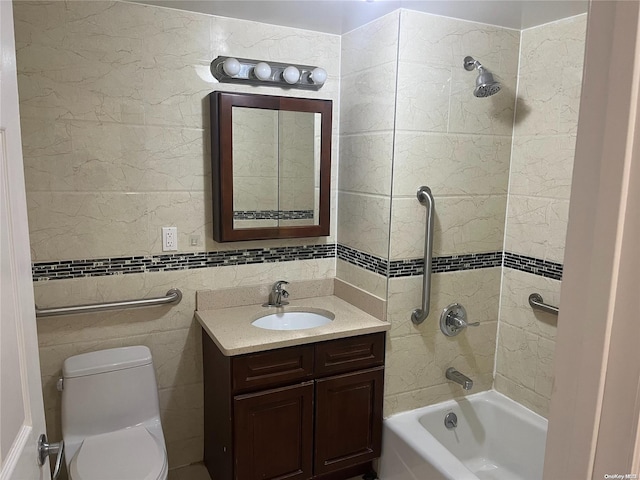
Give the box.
[463,56,502,98]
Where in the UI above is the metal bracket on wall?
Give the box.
[528,293,559,315]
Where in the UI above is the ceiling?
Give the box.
[132,0,589,34]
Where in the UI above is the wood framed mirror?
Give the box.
[210,92,332,242]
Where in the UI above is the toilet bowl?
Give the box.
[69,425,167,480]
[60,346,168,480]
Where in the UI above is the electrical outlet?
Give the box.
[162,227,178,251]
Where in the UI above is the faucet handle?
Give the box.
[453,317,479,328]
[440,303,478,336]
[263,280,290,307]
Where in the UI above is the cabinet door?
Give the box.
[314,367,384,475]
[234,382,314,480]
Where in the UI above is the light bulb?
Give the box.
[310,67,327,85]
[222,57,241,76]
[254,62,272,81]
[282,66,300,85]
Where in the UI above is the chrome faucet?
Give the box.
[264,280,290,307]
[446,367,473,390]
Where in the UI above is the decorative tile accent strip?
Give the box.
[388,251,503,278]
[503,252,563,280]
[233,210,315,220]
[32,244,562,282]
[336,244,388,276]
[337,245,561,280]
[32,244,336,281]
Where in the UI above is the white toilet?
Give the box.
[60,346,168,480]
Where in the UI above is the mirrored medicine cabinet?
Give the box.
[210,92,332,242]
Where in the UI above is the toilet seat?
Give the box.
[70,425,167,480]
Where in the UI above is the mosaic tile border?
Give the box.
[233,210,315,220]
[32,244,336,281]
[388,251,503,278]
[337,244,502,278]
[32,243,563,282]
[336,244,388,276]
[337,244,562,280]
[503,252,563,280]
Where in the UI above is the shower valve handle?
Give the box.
[452,317,480,329]
[440,303,479,336]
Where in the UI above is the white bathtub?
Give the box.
[378,390,547,480]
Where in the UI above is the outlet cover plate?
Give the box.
[162,227,178,251]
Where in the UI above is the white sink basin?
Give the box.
[252,309,334,331]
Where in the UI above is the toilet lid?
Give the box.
[70,426,167,480]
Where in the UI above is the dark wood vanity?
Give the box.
[202,331,385,480]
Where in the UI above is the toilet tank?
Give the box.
[61,346,162,438]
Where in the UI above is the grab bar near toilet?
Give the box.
[411,186,435,325]
[35,288,183,318]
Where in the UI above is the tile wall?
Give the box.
[495,14,587,417]
[14,0,339,469]
[384,10,518,415]
[337,10,521,415]
[337,11,400,301]
[15,0,588,471]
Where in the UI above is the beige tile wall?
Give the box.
[16,0,340,261]
[34,258,334,469]
[390,9,517,264]
[496,14,587,417]
[336,11,399,299]
[16,3,588,472]
[382,10,519,417]
[14,0,340,470]
[384,268,501,415]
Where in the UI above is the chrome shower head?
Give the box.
[463,56,501,98]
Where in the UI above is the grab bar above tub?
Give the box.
[528,293,559,315]
[411,186,435,325]
[35,288,183,318]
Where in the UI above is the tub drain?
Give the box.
[444,412,458,429]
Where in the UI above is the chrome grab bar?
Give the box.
[35,288,183,318]
[411,186,435,325]
[528,293,559,315]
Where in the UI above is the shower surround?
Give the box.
[496,14,587,417]
[338,9,518,416]
[337,10,587,417]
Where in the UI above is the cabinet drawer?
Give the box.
[315,333,385,377]
[232,345,314,393]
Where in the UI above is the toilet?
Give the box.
[60,346,168,480]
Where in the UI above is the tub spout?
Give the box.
[446,367,473,390]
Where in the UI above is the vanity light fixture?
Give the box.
[253,62,272,81]
[282,65,300,84]
[211,56,327,90]
[222,57,241,76]
[310,67,327,85]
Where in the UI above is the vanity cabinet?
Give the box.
[202,332,385,480]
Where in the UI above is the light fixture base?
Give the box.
[211,56,326,90]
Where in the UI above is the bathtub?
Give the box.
[378,390,547,480]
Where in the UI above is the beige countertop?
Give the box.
[196,295,390,356]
